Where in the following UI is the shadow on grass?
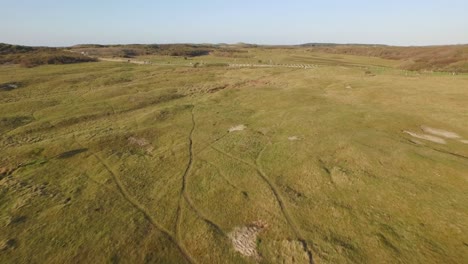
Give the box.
[57,148,89,159]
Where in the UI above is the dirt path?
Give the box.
[175,106,196,237]
[97,57,317,69]
[98,57,150,65]
[174,106,225,250]
[256,146,315,264]
[229,63,317,69]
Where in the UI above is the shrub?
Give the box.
[121,49,138,58]
[1,43,97,67]
[18,52,97,68]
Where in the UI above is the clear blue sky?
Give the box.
[2,0,467,46]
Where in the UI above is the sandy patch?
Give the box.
[331,166,350,186]
[421,126,461,139]
[460,140,468,144]
[228,221,268,260]
[404,131,446,144]
[128,137,149,147]
[288,136,300,141]
[345,85,352,89]
[128,137,154,152]
[229,125,246,133]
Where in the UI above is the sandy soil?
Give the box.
[404,131,446,144]
[421,126,461,139]
[128,137,154,152]
[228,221,267,260]
[229,125,247,133]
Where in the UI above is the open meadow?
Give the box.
[1,47,467,263]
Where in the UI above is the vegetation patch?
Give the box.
[0,116,34,132]
[0,43,97,67]
[70,43,213,58]
[306,44,468,72]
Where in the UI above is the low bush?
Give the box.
[18,52,97,67]
[0,44,97,67]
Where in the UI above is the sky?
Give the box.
[1,0,468,46]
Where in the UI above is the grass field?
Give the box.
[1,50,467,263]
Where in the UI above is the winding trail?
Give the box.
[27,122,195,263]
[174,106,196,239]
[73,139,196,264]
[256,146,315,264]
[175,105,225,248]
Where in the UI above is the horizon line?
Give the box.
[2,41,468,48]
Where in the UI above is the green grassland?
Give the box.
[1,50,467,263]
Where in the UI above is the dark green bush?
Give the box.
[0,43,97,67]
[19,52,97,67]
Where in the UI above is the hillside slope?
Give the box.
[304,44,468,72]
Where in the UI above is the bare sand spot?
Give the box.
[128,137,154,152]
[345,85,352,89]
[421,126,461,139]
[229,125,246,133]
[128,137,149,147]
[228,221,267,260]
[331,166,350,185]
[288,136,300,141]
[460,140,468,144]
[404,131,446,144]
